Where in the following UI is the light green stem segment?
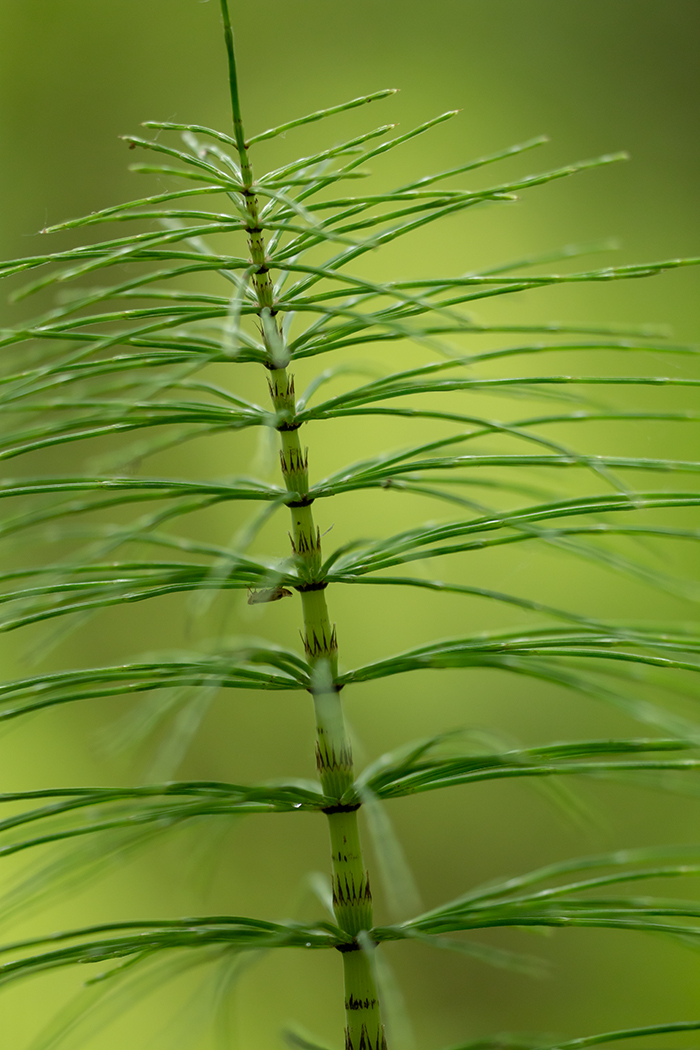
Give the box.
[341,944,386,1050]
[328,811,372,934]
[222,36,386,1042]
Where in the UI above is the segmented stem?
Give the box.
[221,15,385,1044]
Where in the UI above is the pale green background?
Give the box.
[0,2,699,1048]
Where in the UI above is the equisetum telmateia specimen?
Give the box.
[1,2,700,1047]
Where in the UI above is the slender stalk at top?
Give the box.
[218,0,251,184]
[218,4,386,1046]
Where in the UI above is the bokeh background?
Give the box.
[0,1,699,1048]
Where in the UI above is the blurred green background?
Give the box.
[0,1,699,1048]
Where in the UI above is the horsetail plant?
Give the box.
[1,1,700,1046]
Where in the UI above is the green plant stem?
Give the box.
[221,16,385,1042]
[285,419,385,1050]
[272,347,385,1050]
[273,359,386,1050]
[341,944,384,1050]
